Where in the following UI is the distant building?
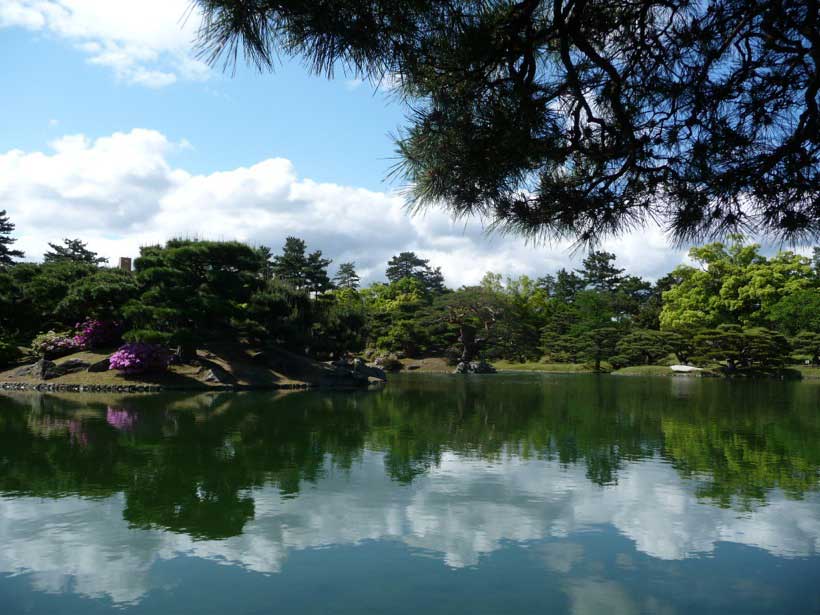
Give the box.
[118,257,132,272]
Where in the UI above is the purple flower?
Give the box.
[106,406,138,431]
[109,343,170,374]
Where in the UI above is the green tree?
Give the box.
[615,330,674,366]
[693,325,790,371]
[577,251,624,293]
[0,210,24,268]
[768,289,820,336]
[125,240,262,360]
[661,238,815,330]
[792,332,820,365]
[442,287,504,363]
[56,268,140,322]
[385,252,445,295]
[333,262,360,289]
[196,0,817,243]
[43,238,107,265]
[304,250,332,294]
[271,237,309,288]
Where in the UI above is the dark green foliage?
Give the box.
[385,252,445,295]
[0,210,24,268]
[792,331,820,365]
[577,251,624,293]
[56,268,139,322]
[333,262,360,289]
[197,0,820,243]
[693,325,791,371]
[270,237,333,294]
[616,330,675,366]
[0,338,20,367]
[124,240,262,359]
[44,238,107,265]
[769,290,820,337]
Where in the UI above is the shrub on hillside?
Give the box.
[31,330,80,358]
[0,340,21,367]
[72,319,121,349]
[109,343,170,374]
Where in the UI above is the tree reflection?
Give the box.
[0,377,818,539]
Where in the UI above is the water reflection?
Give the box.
[0,375,818,609]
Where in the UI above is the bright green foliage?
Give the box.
[43,238,107,265]
[0,210,24,268]
[661,238,815,330]
[124,240,262,358]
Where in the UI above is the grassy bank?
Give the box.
[0,344,381,390]
[493,361,597,373]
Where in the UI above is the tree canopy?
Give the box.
[0,210,24,268]
[43,238,108,265]
[195,0,820,244]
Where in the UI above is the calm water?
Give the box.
[1,374,819,614]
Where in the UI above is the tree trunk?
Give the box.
[460,325,478,363]
[176,342,197,364]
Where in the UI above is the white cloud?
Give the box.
[1,451,818,606]
[0,0,207,87]
[0,128,701,286]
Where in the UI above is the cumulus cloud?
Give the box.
[1,452,818,606]
[0,0,207,87]
[0,128,701,286]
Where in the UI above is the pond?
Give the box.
[1,374,819,614]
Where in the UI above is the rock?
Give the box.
[453,360,497,374]
[200,364,234,384]
[87,357,111,372]
[407,365,420,371]
[12,358,90,380]
[59,359,90,375]
[670,364,703,373]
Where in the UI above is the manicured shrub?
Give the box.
[31,330,79,358]
[109,343,170,374]
[72,319,121,349]
[0,340,21,367]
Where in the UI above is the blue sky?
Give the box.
[1,25,405,189]
[0,0,758,284]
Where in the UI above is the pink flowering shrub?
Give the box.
[73,319,121,349]
[31,330,80,358]
[106,406,138,431]
[109,343,170,374]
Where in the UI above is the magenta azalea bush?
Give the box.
[109,343,170,374]
[73,319,121,349]
[31,330,80,358]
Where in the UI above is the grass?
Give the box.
[795,366,820,380]
[493,361,597,373]
[611,365,677,376]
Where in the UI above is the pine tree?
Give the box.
[271,237,309,288]
[333,262,360,289]
[0,210,24,268]
[305,250,332,294]
[44,238,107,265]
